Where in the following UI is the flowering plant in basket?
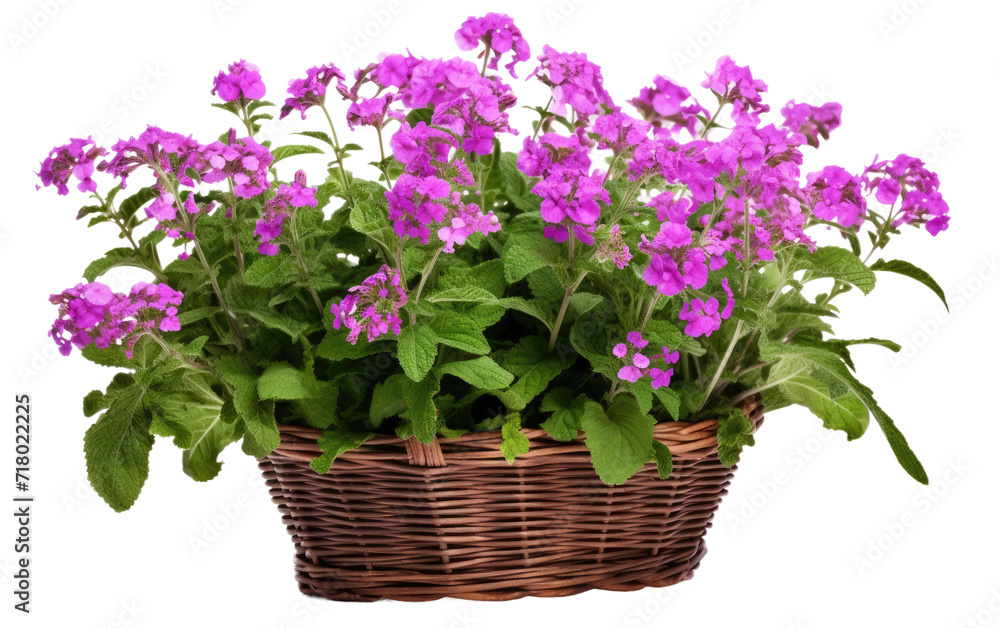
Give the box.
[39,12,950,513]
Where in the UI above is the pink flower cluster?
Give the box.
[454,12,531,78]
[254,170,318,255]
[279,63,346,120]
[36,137,107,195]
[212,59,266,104]
[614,332,680,390]
[678,278,735,338]
[49,281,183,358]
[385,174,498,249]
[330,265,408,344]
[201,129,274,199]
[528,45,614,118]
[863,154,949,236]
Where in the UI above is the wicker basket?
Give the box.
[259,397,764,602]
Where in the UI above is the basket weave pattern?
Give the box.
[259,398,764,602]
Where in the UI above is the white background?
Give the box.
[2,0,998,626]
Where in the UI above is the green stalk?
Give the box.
[319,103,352,200]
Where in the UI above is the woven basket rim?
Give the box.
[269,396,763,467]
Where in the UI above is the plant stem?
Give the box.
[227,181,245,277]
[531,96,553,141]
[413,246,443,303]
[548,271,588,353]
[700,319,744,411]
[156,168,246,351]
[376,126,394,188]
[480,43,492,77]
[289,210,323,313]
[640,294,660,331]
[147,334,234,397]
[320,103,352,200]
[239,104,255,137]
[700,101,725,140]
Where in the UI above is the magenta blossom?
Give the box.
[805,165,867,230]
[614,332,680,389]
[781,101,842,148]
[345,94,398,130]
[330,265,407,344]
[454,12,531,78]
[49,281,183,358]
[279,63,346,120]
[437,193,501,253]
[629,76,709,137]
[201,129,274,198]
[678,279,735,338]
[863,153,949,236]
[517,132,591,178]
[533,167,609,245]
[212,60,266,104]
[254,171,318,255]
[36,137,107,195]
[528,45,614,118]
[385,174,452,243]
[701,55,769,125]
[390,121,457,176]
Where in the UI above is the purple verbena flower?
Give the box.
[701,55,769,125]
[254,170,318,255]
[201,129,274,198]
[629,76,709,137]
[454,12,531,78]
[781,101,842,148]
[385,174,451,243]
[212,60,266,104]
[805,165,867,230]
[36,137,107,195]
[533,167,609,245]
[678,278,734,338]
[528,45,614,118]
[279,63,346,120]
[863,153,949,235]
[330,265,407,344]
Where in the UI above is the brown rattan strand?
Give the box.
[260,397,763,602]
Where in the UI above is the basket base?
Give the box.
[259,399,763,602]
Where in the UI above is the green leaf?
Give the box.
[498,336,571,410]
[568,292,604,320]
[401,373,440,443]
[717,407,756,467]
[317,329,393,361]
[271,144,325,164]
[215,357,280,458]
[117,186,157,222]
[498,297,554,331]
[759,339,927,483]
[397,325,438,382]
[83,247,147,282]
[424,285,498,303]
[238,309,312,342]
[768,359,869,439]
[539,388,588,441]
[294,130,335,150]
[349,199,398,252]
[871,258,949,311]
[84,379,155,512]
[257,362,311,400]
[581,396,655,485]
[370,374,409,427]
[794,245,877,294]
[653,386,682,419]
[650,441,673,480]
[500,413,529,463]
[430,312,491,355]
[244,255,294,287]
[437,357,514,390]
[310,427,374,474]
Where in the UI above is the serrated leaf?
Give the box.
[717,407,756,467]
[257,362,311,400]
[271,144,324,164]
[401,372,440,443]
[215,357,280,458]
[425,285,498,303]
[310,427,374,474]
[370,374,409,427]
[650,440,673,479]
[84,379,155,512]
[500,413,529,463]
[498,336,570,410]
[871,258,949,311]
[397,325,438,382]
[539,388,588,441]
[437,356,514,390]
[430,312,491,354]
[794,245,877,294]
[581,396,655,485]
